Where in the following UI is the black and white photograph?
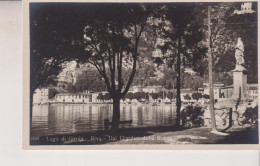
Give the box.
[23,1,259,148]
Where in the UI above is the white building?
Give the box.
[184,68,196,75]
[55,93,92,103]
[203,83,224,101]
[129,85,142,93]
[247,84,258,100]
[91,92,100,103]
[33,88,55,104]
[234,2,256,15]
[142,86,161,93]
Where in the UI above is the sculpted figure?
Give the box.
[234,38,245,71]
[235,38,245,66]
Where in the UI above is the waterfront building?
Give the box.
[203,83,258,101]
[55,93,92,103]
[203,83,225,101]
[142,86,161,93]
[129,85,142,93]
[219,85,233,99]
[91,92,100,103]
[33,88,55,104]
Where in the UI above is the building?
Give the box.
[55,93,92,103]
[234,2,255,15]
[247,84,258,100]
[203,83,258,101]
[91,92,100,103]
[203,83,224,102]
[129,85,142,93]
[33,88,55,104]
[184,68,196,75]
[142,86,161,93]
[241,2,253,11]
[220,86,233,99]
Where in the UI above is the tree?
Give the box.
[75,4,151,129]
[123,92,134,100]
[74,68,106,92]
[167,91,176,99]
[192,93,202,101]
[183,73,203,90]
[202,94,210,99]
[183,94,192,101]
[157,3,207,126]
[150,92,159,99]
[133,92,146,101]
[97,93,104,101]
[66,83,77,93]
[200,2,257,84]
[29,3,87,134]
[103,93,112,101]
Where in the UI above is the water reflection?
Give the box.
[32,104,176,136]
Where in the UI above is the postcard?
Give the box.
[22,0,259,150]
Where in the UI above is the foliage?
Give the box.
[66,83,77,93]
[242,106,258,126]
[96,93,111,101]
[123,92,134,100]
[155,3,207,126]
[182,73,204,90]
[192,93,202,101]
[166,91,176,99]
[150,92,159,99]
[132,92,145,100]
[74,68,106,92]
[199,2,258,84]
[30,3,89,92]
[183,94,192,100]
[97,93,104,100]
[181,105,205,127]
[103,93,112,100]
[202,94,210,99]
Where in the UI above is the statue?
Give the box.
[234,38,245,71]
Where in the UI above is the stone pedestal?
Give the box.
[232,70,247,100]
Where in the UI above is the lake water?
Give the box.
[32,104,177,136]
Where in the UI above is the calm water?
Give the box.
[32,104,176,136]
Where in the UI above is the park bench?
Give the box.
[104,119,132,130]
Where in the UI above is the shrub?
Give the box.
[242,106,258,126]
[192,93,202,101]
[181,105,204,127]
[202,94,210,99]
[183,94,191,100]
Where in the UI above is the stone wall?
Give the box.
[203,100,258,129]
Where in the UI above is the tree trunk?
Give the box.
[208,6,217,131]
[175,37,182,127]
[111,97,120,129]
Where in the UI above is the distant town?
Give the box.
[33,83,258,105]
